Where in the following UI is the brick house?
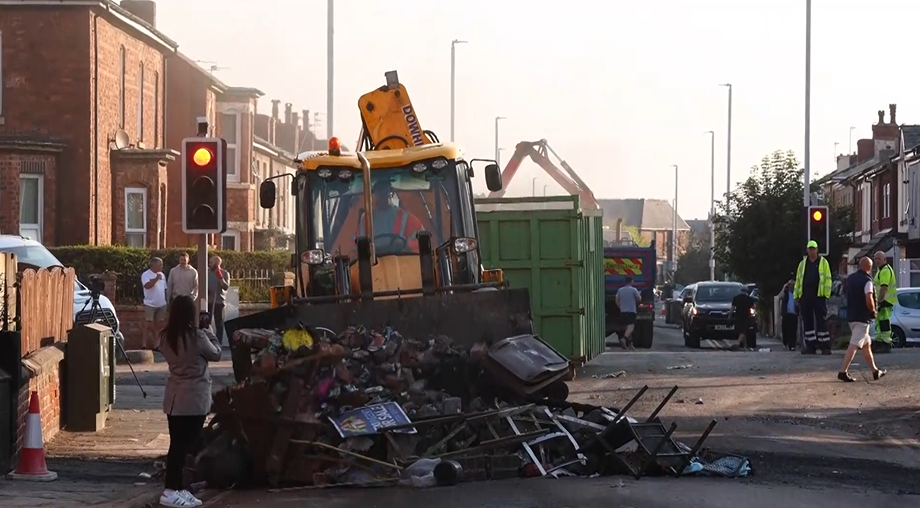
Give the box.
[251,102,301,250]
[0,0,177,246]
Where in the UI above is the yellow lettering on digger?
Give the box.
[401,105,425,146]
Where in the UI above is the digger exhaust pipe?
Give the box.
[357,151,375,264]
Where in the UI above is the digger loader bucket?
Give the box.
[224,288,534,382]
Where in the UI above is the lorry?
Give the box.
[604,241,658,348]
[224,71,538,380]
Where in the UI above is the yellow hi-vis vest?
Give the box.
[793,256,832,299]
[875,264,898,305]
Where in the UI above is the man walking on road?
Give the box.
[780,279,798,351]
[794,240,833,355]
[872,250,897,354]
[140,257,167,349]
[167,252,199,304]
[616,276,641,350]
[839,256,886,382]
[208,255,230,346]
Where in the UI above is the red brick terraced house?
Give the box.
[818,104,920,287]
[0,0,178,246]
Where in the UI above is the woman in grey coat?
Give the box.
[156,295,222,508]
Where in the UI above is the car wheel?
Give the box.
[893,326,907,348]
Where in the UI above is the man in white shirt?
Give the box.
[141,257,167,349]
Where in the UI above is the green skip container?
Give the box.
[475,195,605,365]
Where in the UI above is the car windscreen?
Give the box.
[695,285,742,303]
[1,245,83,292]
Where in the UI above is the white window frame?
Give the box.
[861,183,871,233]
[19,174,43,241]
[221,229,241,251]
[124,187,147,247]
[220,112,241,182]
[137,62,144,143]
[883,182,891,219]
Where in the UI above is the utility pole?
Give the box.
[804,0,812,209]
[720,83,733,207]
[849,126,856,154]
[494,116,505,166]
[450,39,467,142]
[326,0,334,141]
[671,164,679,275]
[706,131,715,281]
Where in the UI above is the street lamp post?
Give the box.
[532,177,537,197]
[543,185,548,197]
[804,0,812,208]
[671,164,679,274]
[326,0,334,141]
[720,83,733,207]
[494,116,506,166]
[706,131,715,281]
[450,39,467,143]
[849,126,856,154]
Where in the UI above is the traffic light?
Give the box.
[181,137,227,234]
[807,205,829,256]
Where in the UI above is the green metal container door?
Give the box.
[475,196,605,364]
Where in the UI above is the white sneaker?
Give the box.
[179,490,203,507]
[159,489,198,507]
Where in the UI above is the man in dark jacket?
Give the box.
[838,256,887,382]
[780,279,798,351]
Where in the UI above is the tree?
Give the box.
[674,224,725,285]
[621,225,651,247]
[713,150,852,304]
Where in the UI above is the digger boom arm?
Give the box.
[488,139,599,209]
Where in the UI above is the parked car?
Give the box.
[681,281,750,348]
[887,287,920,348]
[0,235,124,344]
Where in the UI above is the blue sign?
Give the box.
[329,402,417,438]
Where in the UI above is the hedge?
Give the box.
[48,246,292,303]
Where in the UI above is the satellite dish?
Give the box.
[113,129,130,150]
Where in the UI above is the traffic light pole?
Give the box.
[198,236,209,314]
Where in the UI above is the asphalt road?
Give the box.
[198,323,920,507]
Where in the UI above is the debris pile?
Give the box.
[192,326,748,489]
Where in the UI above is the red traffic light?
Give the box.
[811,209,823,222]
[192,147,213,166]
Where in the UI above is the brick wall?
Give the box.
[14,345,64,465]
[117,303,270,350]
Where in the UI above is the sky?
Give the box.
[154,0,920,220]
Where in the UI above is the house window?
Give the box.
[118,45,126,129]
[883,183,891,219]
[861,185,871,233]
[219,113,240,181]
[19,175,43,241]
[221,229,240,251]
[153,71,159,148]
[137,62,144,142]
[125,187,147,247]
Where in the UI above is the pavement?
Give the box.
[4,324,920,507]
[0,349,236,508]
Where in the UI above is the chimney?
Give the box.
[889,104,897,125]
[857,138,875,163]
[120,0,156,27]
[302,109,310,130]
[284,103,293,124]
[292,112,299,130]
[271,100,280,120]
[878,110,885,124]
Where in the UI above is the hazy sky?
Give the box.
[155,0,916,220]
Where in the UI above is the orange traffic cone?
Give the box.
[8,391,57,481]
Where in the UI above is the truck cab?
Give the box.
[603,242,658,348]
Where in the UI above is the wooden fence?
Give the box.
[0,258,76,357]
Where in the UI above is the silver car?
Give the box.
[889,287,920,347]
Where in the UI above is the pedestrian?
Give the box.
[167,252,199,304]
[615,276,641,350]
[140,257,167,349]
[156,295,222,508]
[731,286,756,350]
[207,255,230,346]
[780,279,798,351]
[838,256,886,382]
[872,250,897,353]
[793,240,833,355]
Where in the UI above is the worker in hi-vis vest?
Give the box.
[794,240,833,355]
[872,250,897,353]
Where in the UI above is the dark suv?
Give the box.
[681,282,749,348]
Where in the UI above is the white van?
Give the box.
[0,235,124,343]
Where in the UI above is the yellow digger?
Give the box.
[225,71,535,380]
